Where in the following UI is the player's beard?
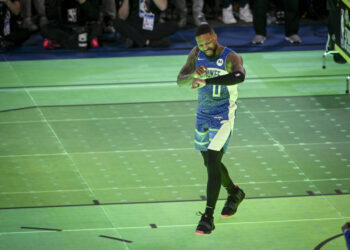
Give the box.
[204,44,218,59]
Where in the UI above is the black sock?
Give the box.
[205,206,214,217]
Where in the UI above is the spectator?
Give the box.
[326,0,346,64]
[99,0,116,33]
[192,0,206,26]
[114,0,178,48]
[173,0,207,27]
[222,0,253,24]
[251,0,301,44]
[0,0,31,50]
[41,0,102,49]
[20,0,47,31]
[173,0,187,28]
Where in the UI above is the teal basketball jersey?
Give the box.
[195,47,238,114]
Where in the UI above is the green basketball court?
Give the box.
[0,50,349,249]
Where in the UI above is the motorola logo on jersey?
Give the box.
[216,59,224,66]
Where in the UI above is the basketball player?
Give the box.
[177,23,246,235]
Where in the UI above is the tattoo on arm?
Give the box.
[177,47,199,87]
[225,52,245,75]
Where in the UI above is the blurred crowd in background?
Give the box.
[0,0,329,51]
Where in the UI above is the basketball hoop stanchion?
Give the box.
[322,51,349,94]
[322,50,339,69]
[323,0,350,94]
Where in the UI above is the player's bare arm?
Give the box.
[177,47,200,87]
[225,51,245,75]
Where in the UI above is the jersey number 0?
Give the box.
[212,85,221,97]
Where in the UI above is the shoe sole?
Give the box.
[222,20,237,24]
[195,229,213,235]
[285,37,301,44]
[252,40,265,44]
[221,212,236,218]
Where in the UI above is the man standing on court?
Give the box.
[177,23,246,235]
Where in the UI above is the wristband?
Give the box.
[205,71,245,86]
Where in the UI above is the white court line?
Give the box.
[1,216,349,236]
[1,177,350,195]
[153,216,350,229]
[1,140,350,158]
[1,106,349,125]
[0,114,196,124]
[0,82,177,92]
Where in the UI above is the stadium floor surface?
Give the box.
[0,50,349,249]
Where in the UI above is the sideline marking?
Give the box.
[1,193,350,210]
[21,226,62,232]
[99,235,133,243]
[0,217,347,236]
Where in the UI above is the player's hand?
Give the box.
[342,222,350,233]
[192,78,206,89]
[195,66,208,77]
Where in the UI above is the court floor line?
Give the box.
[1,216,349,236]
[1,193,349,211]
[0,73,348,90]
[0,114,196,124]
[1,93,349,113]
[7,65,130,250]
[1,107,350,125]
[1,177,350,195]
[1,82,177,92]
[136,216,350,230]
[1,141,350,158]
